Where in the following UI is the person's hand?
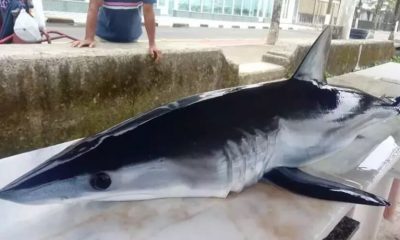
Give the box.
[149,44,162,63]
[72,39,96,48]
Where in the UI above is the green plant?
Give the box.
[324,72,334,79]
[392,56,400,63]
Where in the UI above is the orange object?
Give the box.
[384,179,400,221]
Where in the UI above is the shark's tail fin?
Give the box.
[263,167,390,207]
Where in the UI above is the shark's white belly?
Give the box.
[98,130,274,201]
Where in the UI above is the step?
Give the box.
[239,62,287,85]
[262,52,291,67]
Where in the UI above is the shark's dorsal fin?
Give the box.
[291,27,332,86]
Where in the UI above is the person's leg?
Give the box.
[0,5,9,38]
[0,0,23,39]
[384,179,400,221]
[0,9,3,33]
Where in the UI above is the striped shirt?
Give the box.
[96,0,156,42]
[0,0,9,10]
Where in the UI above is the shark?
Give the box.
[0,27,399,206]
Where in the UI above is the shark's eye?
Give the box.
[90,172,111,191]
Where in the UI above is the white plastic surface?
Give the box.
[14,11,42,42]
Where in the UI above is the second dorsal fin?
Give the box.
[291,27,332,86]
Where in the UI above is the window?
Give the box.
[224,0,233,14]
[234,0,242,15]
[191,0,201,12]
[251,0,259,17]
[258,0,267,17]
[242,0,253,16]
[214,0,223,13]
[178,0,189,10]
[202,0,213,12]
[283,0,289,19]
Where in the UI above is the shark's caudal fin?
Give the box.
[291,27,332,86]
[263,167,390,206]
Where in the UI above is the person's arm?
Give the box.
[143,3,161,62]
[72,0,103,48]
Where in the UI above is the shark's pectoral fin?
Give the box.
[262,167,390,207]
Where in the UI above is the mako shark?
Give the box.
[0,27,399,206]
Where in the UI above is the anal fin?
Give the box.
[262,167,390,207]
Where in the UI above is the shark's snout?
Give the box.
[0,179,48,204]
[0,173,41,204]
[0,188,35,204]
[0,163,93,204]
[0,189,16,202]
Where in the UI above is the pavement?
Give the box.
[46,23,321,43]
[44,10,315,30]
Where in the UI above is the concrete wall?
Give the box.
[264,40,395,77]
[0,45,239,158]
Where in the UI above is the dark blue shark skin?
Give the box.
[0,28,399,205]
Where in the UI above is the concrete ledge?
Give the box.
[358,41,394,67]
[292,40,362,76]
[0,44,239,158]
[262,53,291,68]
[263,40,395,76]
[239,62,286,85]
[327,41,360,75]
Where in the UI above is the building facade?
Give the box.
[44,0,344,25]
[356,0,395,31]
[296,0,341,25]
[155,0,276,22]
[154,0,342,25]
